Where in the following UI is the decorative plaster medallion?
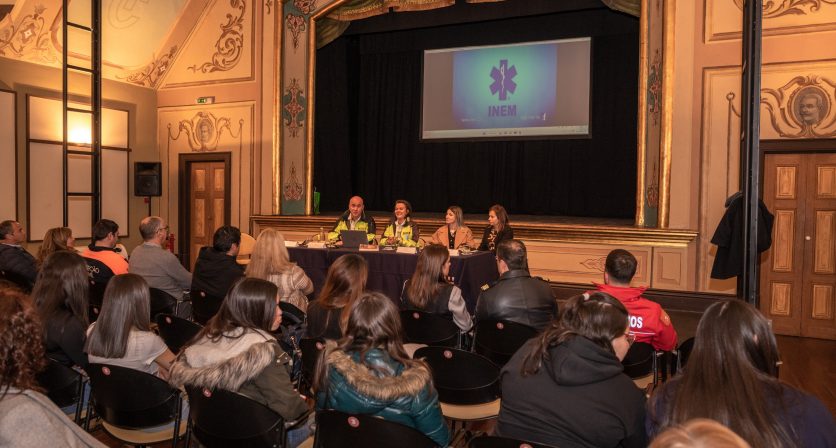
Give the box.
[283,78,306,138]
[286,13,305,51]
[168,111,242,152]
[283,162,304,200]
[762,75,836,138]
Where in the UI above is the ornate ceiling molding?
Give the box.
[0,4,58,64]
[188,0,246,73]
[732,0,836,18]
[120,46,178,88]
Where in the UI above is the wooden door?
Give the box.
[179,153,231,271]
[761,152,836,340]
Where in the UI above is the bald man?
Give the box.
[327,196,377,244]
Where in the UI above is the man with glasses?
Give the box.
[591,249,677,351]
[129,216,192,302]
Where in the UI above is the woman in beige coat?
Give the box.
[430,206,476,250]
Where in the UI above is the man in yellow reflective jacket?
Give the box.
[328,196,377,244]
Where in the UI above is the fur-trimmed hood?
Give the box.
[168,328,278,391]
[323,342,431,402]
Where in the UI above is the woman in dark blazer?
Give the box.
[478,204,513,252]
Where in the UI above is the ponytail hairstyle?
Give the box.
[520,292,628,376]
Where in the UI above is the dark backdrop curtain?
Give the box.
[314,7,639,218]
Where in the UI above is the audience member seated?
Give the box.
[648,299,836,447]
[401,244,472,332]
[129,216,192,301]
[475,239,556,331]
[245,228,313,312]
[35,227,75,267]
[82,219,128,284]
[477,204,513,252]
[169,278,312,448]
[0,287,106,447]
[327,196,377,245]
[192,225,245,300]
[306,254,367,340]
[591,249,677,351]
[497,293,647,448]
[32,251,90,371]
[649,419,751,448]
[0,220,37,287]
[85,274,176,379]
[314,292,450,447]
[430,205,476,249]
[380,200,420,247]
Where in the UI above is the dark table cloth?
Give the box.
[288,247,498,312]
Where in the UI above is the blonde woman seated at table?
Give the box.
[245,228,313,312]
[380,199,420,247]
[401,244,472,332]
[430,206,476,250]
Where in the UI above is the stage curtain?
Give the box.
[313,8,639,218]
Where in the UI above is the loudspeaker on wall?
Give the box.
[135,162,162,197]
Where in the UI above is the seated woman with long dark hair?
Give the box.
[306,254,367,340]
[401,244,472,331]
[32,251,90,370]
[314,292,449,447]
[497,292,647,448]
[477,204,513,252]
[85,274,176,378]
[648,299,836,447]
[168,278,311,447]
[0,286,105,447]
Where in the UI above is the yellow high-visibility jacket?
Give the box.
[381,219,420,247]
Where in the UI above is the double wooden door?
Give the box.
[760,152,836,340]
[179,153,231,270]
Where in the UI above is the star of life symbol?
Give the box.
[490,59,517,101]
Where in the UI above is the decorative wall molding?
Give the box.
[282,78,305,138]
[188,0,247,73]
[167,111,243,152]
[580,257,607,273]
[732,0,836,18]
[121,46,178,88]
[265,0,273,14]
[286,13,305,51]
[707,0,836,41]
[761,75,836,138]
[283,162,304,200]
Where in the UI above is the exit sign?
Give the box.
[196,96,215,105]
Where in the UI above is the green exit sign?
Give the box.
[196,96,215,105]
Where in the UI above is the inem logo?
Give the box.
[490,59,517,101]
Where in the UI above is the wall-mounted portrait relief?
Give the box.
[793,86,829,127]
[197,117,215,148]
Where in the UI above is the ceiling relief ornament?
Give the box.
[283,78,306,138]
[732,0,836,18]
[286,13,305,52]
[761,75,836,138]
[580,257,607,273]
[120,46,177,88]
[647,49,662,127]
[188,0,246,73]
[283,162,304,201]
[0,4,58,63]
[168,111,243,152]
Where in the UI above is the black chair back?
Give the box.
[185,385,285,447]
[469,435,557,448]
[86,363,182,439]
[0,269,32,292]
[88,279,108,323]
[400,310,460,347]
[314,410,436,448]
[190,288,225,325]
[299,337,326,392]
[472,320,538,366]
[155,313,203,354]
[149,287,177,319]
[672,337,695,375]
[413,346,500,405]
[36,358,84,422]
[621,342,658,381]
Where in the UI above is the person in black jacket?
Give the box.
[0,220,37,288]
[497,293,647,448]
[477,204,513,252]
[192,225,245,300]
[474,239,556,331]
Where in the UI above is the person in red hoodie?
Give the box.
[591,249,677,351]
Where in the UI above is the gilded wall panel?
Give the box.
[158,102,255,236]
[706,0,836,42]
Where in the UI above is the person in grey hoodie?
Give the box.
[496,292,647,448]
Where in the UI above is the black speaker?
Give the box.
[134,162,162,197]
